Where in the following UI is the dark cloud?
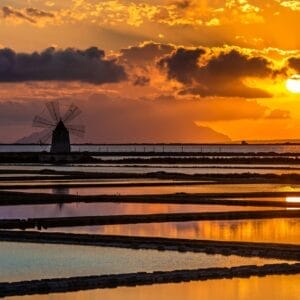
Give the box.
[0,47,127,84]
[1,6,54,23]
[173,0,192,9]
[25,8,54,18]
[158,47,206,83]
[2,6,35,23]
[288,57,300,72]
[119,42,174,65]
[133,76,150,86]
[159,48,278,98]
[203,50,275,79]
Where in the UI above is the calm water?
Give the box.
[10,275,300,300]
[0,203,277,219]
[47,218,300,244]
[1,164,300,175]
[2,144,300,153]
[0,178,199,187]
[9,183,300,195]
[0,242,286,282]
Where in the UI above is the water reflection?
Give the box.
[1,242,286,282]
[52,187,70,195]
[50,218,300,244]
[286,197,300,203]
[9,275,300,300]
[2,164,300,175]
[8,183,300,196]
[0,203,274,219]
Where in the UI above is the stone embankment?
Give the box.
[1,263,300,297]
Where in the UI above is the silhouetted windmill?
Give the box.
[33,102,85,153]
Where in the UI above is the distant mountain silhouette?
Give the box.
[235,139,300,144]
[15,130,49,144]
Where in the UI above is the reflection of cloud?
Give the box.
[96,218,300,244]
[53,187,70,195]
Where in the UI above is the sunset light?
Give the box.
[1,2,300,299]
[286,75,300,94]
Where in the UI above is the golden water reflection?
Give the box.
[0,203,279,220]
[286,197,300,203]
[9,275,300,300]
[56,218,300,244]
[10,183,300,196]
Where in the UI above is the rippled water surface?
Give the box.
[0,242,287,282]
[2,163,300,175]
[0,203,277,219]
[9,274,300,300]
[46,218,300,244]
[8,183,300,195]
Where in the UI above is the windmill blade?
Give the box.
[38,129,52,145]
[46,101,61,122]
[67,124,85,138]
[62,103,82,124]
[33,115,56,128]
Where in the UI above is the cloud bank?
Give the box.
[0,47,127,84]
[159,47,281,98]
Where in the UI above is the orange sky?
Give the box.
[0,0,300,143]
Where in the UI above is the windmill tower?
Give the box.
[33,102,85,154]
[51,120,71,153]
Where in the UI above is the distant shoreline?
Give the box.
[2,143,300,146]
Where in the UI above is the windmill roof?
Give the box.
[54,120,68,132]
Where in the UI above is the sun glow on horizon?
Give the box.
[286,75,300,94]
[286,197,300,203]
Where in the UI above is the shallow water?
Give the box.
[8,183,300,195]
[46,218,300,244]
[9,274,300,300]
[0,242,287,283]
[0,178,200,187]
[1,163,300,175]
[0,203,278,219]
[0,174,64,178]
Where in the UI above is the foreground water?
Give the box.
[8,183,300,195]
[0,242,287,283]
[0,203,277,219]
[45,218,300,244]
[8,274,300,300]
[2,163,300,175]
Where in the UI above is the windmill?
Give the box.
[33,102,85,153]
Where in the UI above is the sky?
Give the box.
[0,0,300,143]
